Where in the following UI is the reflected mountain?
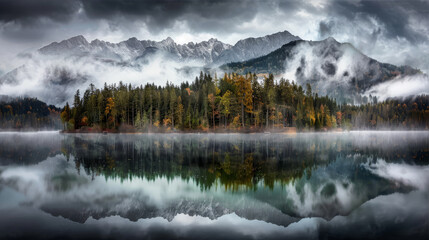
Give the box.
[0,132,428,239]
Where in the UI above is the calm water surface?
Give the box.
[0,131,428,239]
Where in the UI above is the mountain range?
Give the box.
[37,30,300,65]
[0,30,425,106]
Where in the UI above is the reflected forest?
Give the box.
[43,133,429,191]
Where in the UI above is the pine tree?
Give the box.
[60,102,71,130]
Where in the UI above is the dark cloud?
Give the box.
[318,20,335,37]
[0,0,429,73]
[81,0,191,30]
[0,1,315,34]
[82,0,262,20]
[322,0,429,44]
[80,0,266,33]
[1,0,428,44]
[0,0,81,23]
[0,0,82,41]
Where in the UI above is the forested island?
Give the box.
[54,72,429,133]
[0,72,427,132]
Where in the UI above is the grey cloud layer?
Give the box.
[2,0,427,41]
[320,0,429,44]
[0,0,80,23]
[0,0,296,35]
[0,0,428,73]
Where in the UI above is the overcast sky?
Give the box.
[0,0,428,73]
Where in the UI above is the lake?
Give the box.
[0,131,428,239]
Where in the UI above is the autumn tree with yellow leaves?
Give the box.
[62,71,429,132]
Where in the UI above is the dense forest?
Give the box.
[0,97,62,130]
[61,72,429,132]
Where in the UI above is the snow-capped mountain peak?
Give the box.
[39,35,90,55]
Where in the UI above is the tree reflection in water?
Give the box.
[62,133,428,191]
[0,132,428,239]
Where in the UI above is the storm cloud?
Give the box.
[0,0,80,23]
[0,0,428,75]
[320,0,429,44]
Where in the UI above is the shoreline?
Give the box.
[60,127,300,134]
[3,127,429,134]
[2,129,429,134]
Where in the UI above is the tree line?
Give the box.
[0,97,62,129]
[61,72,429,131]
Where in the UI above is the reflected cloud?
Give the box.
[363,159,429,190]
[0,132,428,239]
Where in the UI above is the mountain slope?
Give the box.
[223,37,421,103]
[212,30,300,65]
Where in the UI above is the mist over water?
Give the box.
[0,131,428,239]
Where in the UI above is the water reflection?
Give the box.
[0,131,428,239]
[62,132,429,189]
[0,131,62,165]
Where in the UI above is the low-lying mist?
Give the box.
[364,74,429,101]
[281,39,429,103]
[1,39,429,107]
[0,52,205,106]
